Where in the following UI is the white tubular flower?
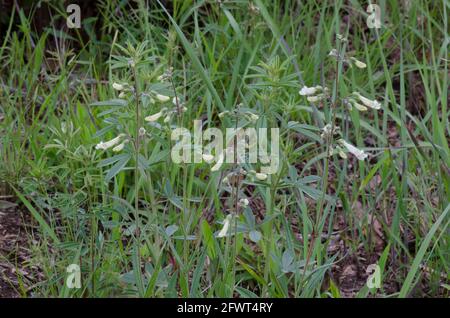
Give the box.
[255,172,268,181]
[327,145,334,157]
[307,94,325,103]
[350,57,367,69]
[172,97,180,106]
[338,139,368,161]
[216,215,232,238]
[145,111,164,122]
[202,153,215,163]
[349,99,368,111]
[329,49,339,58]
[218,111,229,118]
[95,133,126,150]
[239,198,249,207]
[139,127,146,137]
[156,94,170,102]
[299,85,319,96]
[112,140,129,152]
[112,82,125,91]
[336,34,347,42]
[320,123,339,140]
[337,146,347,159]
[118,92,126,99]
[353,92,381,110]
[112,143,124,152]
[163,113,172,123]
[248,113,259,122]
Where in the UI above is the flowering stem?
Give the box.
[133,66,141,239]
[303,37,342,282]
[132,64,144,295]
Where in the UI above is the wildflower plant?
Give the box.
[91,41,174,295]
[297,33,383,276]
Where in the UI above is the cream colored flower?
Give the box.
[163,113,172,123]
[299,85,320,96]
[338,139,368,160]
[329,49,339,58]
[218,111,229,118]
[112,82,125,91]
[321,123,333,138]
[336,34,347,42]
[307,94,325,103]
[327,145,334,157]
[255,172,268,181]
[337,146,347,159]
[156,94,170,102]
[112,140,129,152]
[353,92,381,110]
[239,198,249,206]
[145,111,164,122]
[95,133,126,150]
[217,215,232,238]
[248,113,259,122]
[350,57,367,69]
[139,127,146,137]
[349,99,368,111]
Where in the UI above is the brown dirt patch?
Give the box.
[0,199,39,298]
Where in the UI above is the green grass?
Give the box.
[0,0,448,298]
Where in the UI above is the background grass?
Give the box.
[0,0,448,298]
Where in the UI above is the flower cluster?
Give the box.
[299,85,330,103]
[328,39,367,70]
[112,82,133,99]
[298,45,382,161]
[95,133,128,152]
[145,96,187,124]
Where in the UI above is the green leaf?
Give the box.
[165,224,179,237]
[158,1,225,112]
[105,154,130,181]
[90,99,128,107]
[249,230,262,243]
[98,153,130,168]
[201,220,216,259]
[11,186,60,244]
[399,204,450,297]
